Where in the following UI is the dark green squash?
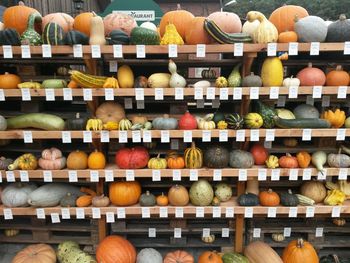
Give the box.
[130,27,160,45]
[108,30,130,45]
[65,113,87,130]
[0,29,21,46]
[229,150,254,168]
[326,14,350,42]
[213,112,225,124]
[320,254,350,263]
[139,191,156,206]
[256,101,276,128]
[225,113,244,130]
[204,145,229,168]
[60,193,77,207]
[64,30,89,45]
[279,189,299,207]
[238,192,259,206]
[20,12,43,46]
[42,22,65,45]
[242,72,262,87]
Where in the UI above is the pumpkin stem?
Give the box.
[288,189,293,194]
[307,62,313,68]
[333,254,340,263]
[294,14,299,23]
[18,1,25,6]
[191,142,196,149]
[146,190,150,195]
[268,188,273,193]
[336,65,343,71]
[297,238,304,248]
[176,3,181,10]
[286,153,292,157]
[156,153,161,158]
[339,14,347,21]
[75,112,80,119]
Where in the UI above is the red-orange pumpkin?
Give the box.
[207,11,242,34]
[326,65,350,86]
[178,111,197,130]
[279,153,299,168]
[103,13,138,36]
[282,238,319,263]
[296,63,326,86]
[269,5,309,33]
[185,17,212,44]
[250,144,268,165]
[96,235,136,263]
[73,12,94,36]
[42,13,74,33]
[163,250,194,263]
[115,146,149,169]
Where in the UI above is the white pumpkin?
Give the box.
[136,248,162,263]
[283,76,300,88]
[140,21,157,31]
[242,20,260,37]
[1,183,37,207]
[198,119,216,130]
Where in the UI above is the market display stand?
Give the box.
[0,43,349,255]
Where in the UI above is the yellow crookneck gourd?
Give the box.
[246,11,278,43]
[160,23,184,45]
[169,59,186,88]
[103,77,119,89]
[89,12,106,45]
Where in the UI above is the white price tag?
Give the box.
[258,169,267,181]
[175,207,184,218]
[332,206,341,218]
[289,86,298,99]
[43,171,53,182]
[267,43,277,56]
[220,88,228,100]
[196,207,204,218]
[63,88,73,101]
[202,228,210,238]
[315,227,323,237]
[250,87,259,100]
[124,98,133,109]
[277,95,286,107]
[196,44,206,57]
[265,129,275,142]
[90,171,99,182]
[155,88,164,100]
[135,88,144,101]
[91,45,101,58]
[152,170,161,182]
[338,168,348,180]
[234,43,243,56]
[253,228,261,238]
[271,169,280,181]
[289,42,299,56]
[322,95,330,107]
[250,130,259,142]
[92,208,101,219]
[113,44,123,58]
[83,89,92,101]
[236,130,245,142]
[51,213,60,224]
[159,207,168,218]
[313,86,323,98]
[267,207,277,218]
[190,169,198,181]
[175,87,184,100]
[302,129,312,141]
[0,89,4,101]
[183,130,192,143]
[132,130,141,143]
[136,45,146,58]
[125,170,135,181]
[269,86,279,99]
[206,87,215,100]
[23,131,33,143]
[6,171,15,182]
[21,45,31,58]
[168,44,178,57]
[284,227,291,237]
[62,131,71,143]
[61,208,71,219]
[101,130,110,143]
[336,129,346,141]
[106,212,115,223]
[222,228,230,238]
[45,89,55,101]
[302,169,312,180]
[42,44,52,58]
[19,171,29,182]
[21,88,31,101]
[225,207,234,218]
[174,228,182,238]
[117,208,126,219]
[172,170,181,181]
[202,130,211,142]
[289,207,298,218]
[73,44,83,58]
[306,96,314,106]
[36,208,45,219]
[161,130,170,143]
[3,208,13,220]
[238,169,247,181]
[119,131,128,143]
[337,86,347,99]
[310,42,320,55]
[76,208,85,219]
[213,207,221,218]
[306,206,315,218]
[317,170,327,180]
[148,228,156,238]
[213,170,222,181]
[233,88,242,100]
[109,61,118,72]
[289,169,298,181]
[3,45,13,58]
[143,130,152,143]
[344,41,350,54]
[244,207,253,218]
[104,88,114,101]
[105,170,114,182]
[83,131,92,143]
[194,87,203,100]
[68,171,78,182]
[219,130,228,142]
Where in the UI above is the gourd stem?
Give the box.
[76,112,80,119]
[333,254,340,263]
[146,190,150,195]
[156,153,161,158]
[268,188,273,193]
[336,65,343,71]
[191,142,196,149]
[339,14,346,21]
[288,189,293,194]
[297,238,304,248]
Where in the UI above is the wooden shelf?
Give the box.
[2,199,350,217]
[2,86,349,98]
[1,166,348,180]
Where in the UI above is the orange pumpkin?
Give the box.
[109,181,141,206]
[96,235,136,263]
[269,5,309,33]
[167,155,185,169]
[326,65,350,86]
[159,5,194,38]
[185,17,212,44]
[282,238,319,263]
[296,63,326,86]
[198,251,223,263]
[42,12,74,33]
[207,11,242,34]
[3,2,41,35]
[88,150,106,169]
[279,153,299,168]
[168,184,189,206]
[12,243,56,263]
[278,31,298,43]
[164,250,194,263]
[259,189,280,206]
[250,144,269,165]
[0,72,21,89]
[73,12,94,36]
[103,12,137,36]
[76,195,92,207]
[156,193,169,206]
[296,151,311,168]
[67,150,88,170]
[67,80,79,89]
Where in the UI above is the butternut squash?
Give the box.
[89,12,106,45]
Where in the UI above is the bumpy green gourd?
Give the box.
[20,13,42,46]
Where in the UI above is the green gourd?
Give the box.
[326,14,350,42]
[242,72,262,87]
[189,179,214,206]
[20,13,43,46]
[130,27,160,45]
[214,182,232,202]
[6,113,65,131]
[0,28,21,46]
[256,101,276,129]
[225,113,244,130]
[42,22,65,45]
[229,150,254,168]
[228,63,241,87]
[279,190,299,207]
[65,113,87,130]
[204,145,229,168]
[212,112,225,124]
[139,191,156,206]
[152,114,178,130]
[60,192,77,207]
[108,30,130,45]
[64,30,89,45]
[238,192,259,206]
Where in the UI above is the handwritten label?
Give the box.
[105,170,114,182]
[213,207,221,218]
[267,43,277,56]
[68,171,78,182]
[337,86,347,99]
[174,228,182,238]
[270,86,279,99]
[3,208,13,220]
[194,87,203,100]
[289,86,298,98]
[61,208,70,219]
[19,171,29,182]
[196,44,206,57]
[172,170,181,181]
[267,207,277,218]
[132,130,141,143]
[42,44,52,58]
[258,169,267,181]
[161,130,170,143]
[271,169,280,181]
[310,42,320,55]
[92,208,101,219]
[220,88,228,100]
[336,129,346,141]
[23,131,33,143]
[183,130,192,143]
[83,89,92,101]
[284,227,291,237]
[117,208,126,219]
[175,87,184,100]
[136,45,146,58]
[6,171,15,182]
[36,208,45,219]
[206,87,215,100]
[196,207,204,218]
[202,130,211,142]
[253,228,261,238]
[148,228,156,238]
[234,43,243,56]
[159,207,168,218]
[135,88,144,101]
[344,41,350,54]
[45,89,55,101]
[238,169,247,181]
[62,131,71,143]
[202,228,210,238]
[313,86,323,98]
[213,170,222,181]
[50,213,60,224]
[190,170,198,181]
[250,87,259,100]
[106,212,115,223]
[302,169,312,181]
[152,170,161,182]
[119,131,128,143]
[126,170,135,181]
[289,169,298,181]
[236,130,245,142]
[222,228,230,238]
[302,129,312,141]
[265,129,275,142]
[244,207,253,218]
[155,88,164,100]
[233,88,242,100]
[332,206,341,218]
[43,171,53,182]
[289,207,298,218]
[250,129,259,142]
[225,207,234,218]
[90,171,99,182]
[0,89,4,101]
[219,130,228,142]
[83,131,92,143]
[21,45,31,58]
[73,44,83,57]
[104,88,114,101]
[3,45,13,59]
[113,44,123,58]
[175,207,184,218]
[315,227,324,237]
[143,130,152,143]
[168,44,178,57]
[289,42,298,56]
[63,88,72,101]
[21,88,31,101]
[306,206,315,218]
[76,208,85,219]
[100,130,110,143]
[338,168,348,180]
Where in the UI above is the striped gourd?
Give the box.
[225,113,244,130]
[295,194,315,206]
[69,70,107,89]
[184,142,203,169]
[42,22,65,45]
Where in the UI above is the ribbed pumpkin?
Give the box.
[168,185,189,206]
[103,12,137,36]
[185,17,212,44]
[326,14,350,42]
[282,238,319,263]
[247,11,278,43]
[96,235,136,263]
[109,181,141,206]
[259,189,280,206]
[207,11,242,34]
[296,63,326,86]
[184,142,203,169]
[88,150,106,169]
[326,65,350,86]
[278,31,298,43]
[244,241,283,263]
[12,244,56,263]
[115,147,149,169]
[204,145,229,168]
[73,12,94,36]
[67,150,88,170]
[178,111,197,130]
[163,250,194,263]
[269,5,309,33]
[0,72,21,89]
[42,12,74,33]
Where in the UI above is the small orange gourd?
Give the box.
[259,189,280,206]
[279,153,299,168]
[88,150,106,169]
[278,31,298,43]
[156,193,169,206]
[76,195,93,207]
[326,65,350,86]
[296,151,311,168]
[167,155,185,169]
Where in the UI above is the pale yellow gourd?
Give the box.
[261,57,283,86]
[247,11,278,43]
[0,22,4,31]
[160,23,184,45]
[89,12,106,45]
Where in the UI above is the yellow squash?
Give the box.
[322,109,346,128]
[266,155,279,169]
[261,57,283,87]
[324,189,346,206]
[247,11,278,43]
[86,118,103,131]
[103,77,119,88]
[148,154,167,169]
[103,121,119,130]
[160,23,184,45]
[117,65,134,89]
[147,73,171,89]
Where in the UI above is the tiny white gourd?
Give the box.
[283,76,300,88]
[193,80,211,89]
[169,59,186,88]
[140,21,157,32]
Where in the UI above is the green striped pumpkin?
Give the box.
[42,22,65,45]
[0,29,21,46]
[225,113,244,129]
